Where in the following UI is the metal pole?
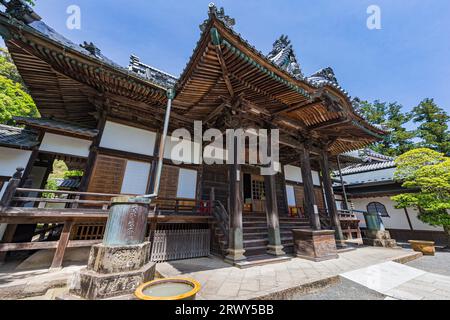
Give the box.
[143,89,174,198]
[336,155,349,211]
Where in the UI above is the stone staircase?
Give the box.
[212,213,311,258]
[243,214,310,256]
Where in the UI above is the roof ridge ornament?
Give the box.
[1,0,41,24]
[80,41,101,57]
[200,3,235,32]
[267,34,303,80]
[310,67,339,84]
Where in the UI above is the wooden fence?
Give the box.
[150,225,211,263]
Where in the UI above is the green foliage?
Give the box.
[392,148,450,229]
[0,75,39,124]
[0,48,25,85]
[42,179,58,199]
[412,98,450,156]
[353,98,415,157]
[63,170,83,179]
[0,47,39,124]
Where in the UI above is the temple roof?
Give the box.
[0,1,387,156]
[0,124,38,149]
[339,160,396,176]
[128,55,177,89]
[14,117,99,138]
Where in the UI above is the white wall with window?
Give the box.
[350,196,444,232]
[120,160,151,195]
[100,121,157,156]
[40,133,91,157]
[176,168,198,199]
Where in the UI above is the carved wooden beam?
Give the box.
[214,45,234,98]
[273,98,322,115]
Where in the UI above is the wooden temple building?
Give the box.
[0,2,386,267]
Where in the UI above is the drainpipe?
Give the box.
[143,88,175,199]
[336,154,349,211]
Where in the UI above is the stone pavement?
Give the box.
[156,247,421,300]
[0,265,83,300]
[342,261,450,300]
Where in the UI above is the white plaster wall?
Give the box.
[312,170,320,186]
[284,165,320,186]
[40,133,91,157]
[23,166,47,208]
[350,196,444,232]
[343,168,396,185]
[0,146,32,176]
[284,165,302,183]
[100,121,156,156]
[120,160,151,195]
[408,207,444,232]
[163,136,202,164]
[286,185,296,206]
[0,147,32,241]
[176,168,197,199]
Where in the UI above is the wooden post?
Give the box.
[299,142,321,230]
[225,136,246,263]
[263,128,284,256]
[79,111,107,192]
[264,173,284,256]
[50,221,74,270]
[0,167,24,209]
[320,149,344,241]
[148,132,162,194]
[0,167,24,263]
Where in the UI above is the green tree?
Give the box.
[0,48,25,85]
[412,98,450,156]
[0,75,39,124]
[0,47,39,124]
[391,148,450,246]
[353,98,414,157]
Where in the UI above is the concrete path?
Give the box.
[157,247,421,300]
[341,261,450,300]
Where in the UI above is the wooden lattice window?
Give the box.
[251,180,265,200]
[367,202,389,217]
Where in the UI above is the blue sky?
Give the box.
[27,0,450,122]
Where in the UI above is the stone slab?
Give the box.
[70,262,155,300]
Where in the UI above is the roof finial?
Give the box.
[1,0,41,24]
[267,35,303,80]
[80,41,101,57]
[200,3,235,32]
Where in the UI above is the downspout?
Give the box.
[143,88,175,199]
[336,154,349,211]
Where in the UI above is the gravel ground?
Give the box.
[406,250,450,277]
[294,277,386,300]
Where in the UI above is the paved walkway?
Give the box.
[341,261,450,300]
[157,247,421,300]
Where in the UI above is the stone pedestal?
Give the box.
[293,229,338,262]
[69,242,155,300]
[363,230,398,248]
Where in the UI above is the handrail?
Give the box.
[211,200,229,245]
[15,188,132,198]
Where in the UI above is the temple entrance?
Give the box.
[243,173,266,213]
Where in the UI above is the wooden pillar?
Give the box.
[263,128,284,256]
[320,149,344,241]
[148,132,162,194]
[225,136,246,263]
[0,168,24,263]
[264,173,284,256]
[50,221,74,270]
[299,142,321,230]
[79,111,107,192]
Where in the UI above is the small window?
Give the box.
[367,202,389,217]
